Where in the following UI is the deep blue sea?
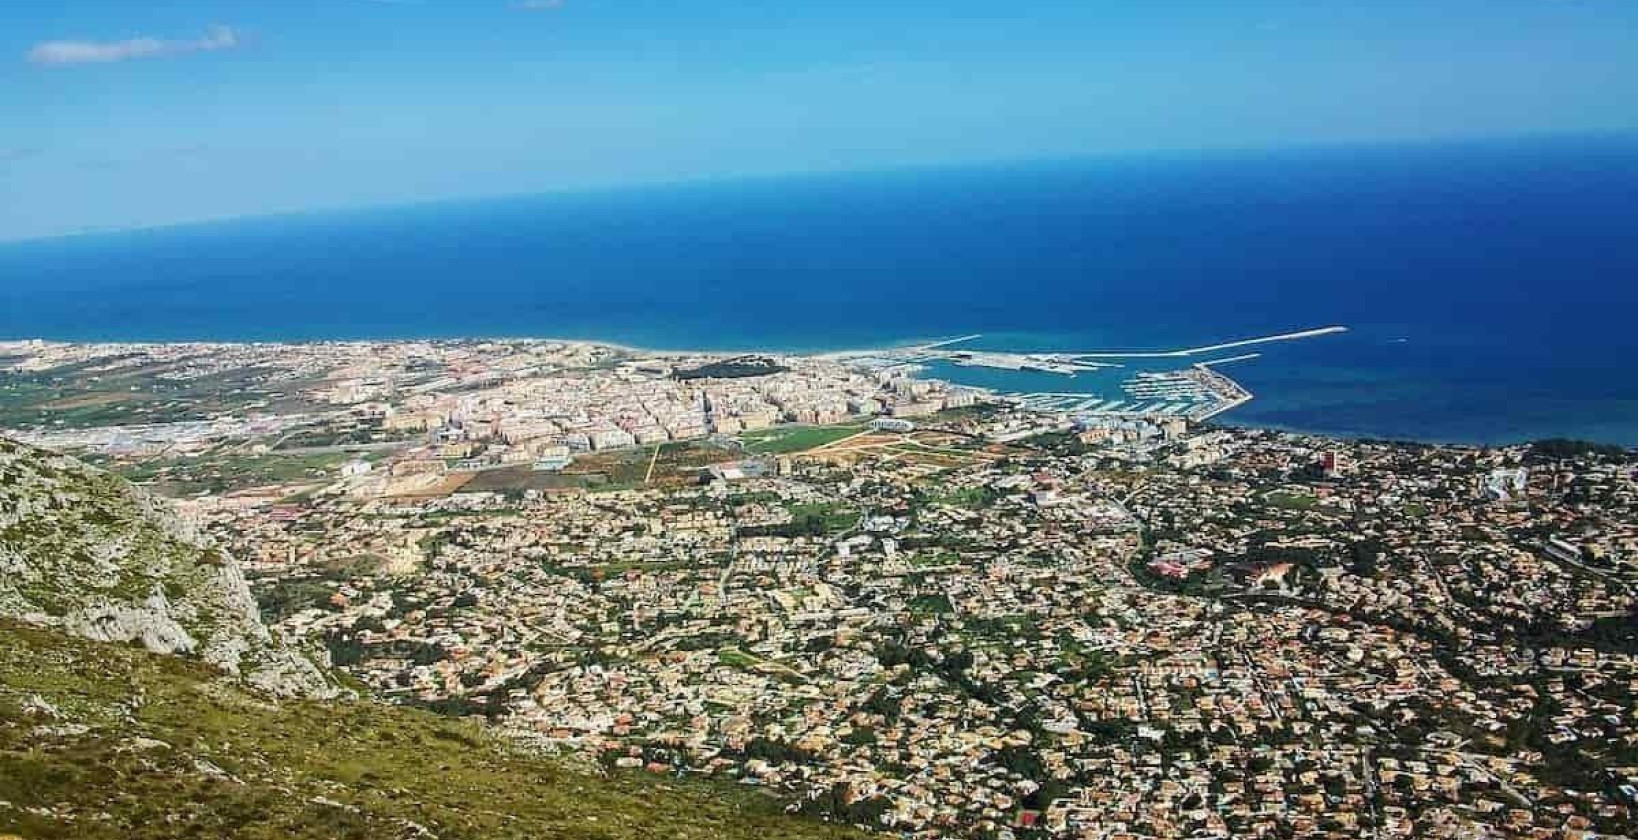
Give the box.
[3,136,1637,445]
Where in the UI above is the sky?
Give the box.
[2,0,1636,243]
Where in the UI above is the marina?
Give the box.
[840,325,1338,425]
[999,370,1250,422]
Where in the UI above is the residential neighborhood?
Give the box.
[4,338,1636,839]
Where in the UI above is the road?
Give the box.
[643,443,663,484]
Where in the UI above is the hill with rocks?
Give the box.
[0,439,867,840]
[0,437,334,698]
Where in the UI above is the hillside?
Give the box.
[0,439,869,840]
[0,622,866,840]
[0,437,332,698]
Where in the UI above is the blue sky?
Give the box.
[2,0,1636,242]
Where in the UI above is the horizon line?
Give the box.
[4,127,1635,249]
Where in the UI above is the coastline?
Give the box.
[5,139,1638,447]
[11,329,1631,451]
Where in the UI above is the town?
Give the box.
[2,337,1635,839]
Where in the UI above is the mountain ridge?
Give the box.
[0,437,336,699]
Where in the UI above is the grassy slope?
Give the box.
[742,424,868,455]
[0,622,866,840]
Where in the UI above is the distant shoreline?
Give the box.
[4,138,1635,447]
[16,326,1635,452]
[0,325,1348,361]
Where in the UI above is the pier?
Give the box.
[852,324,1341,424]
[1061,326,1347,359]
[873,325,1344,376]
[913,334,984,351]
[1196,352,1261,367]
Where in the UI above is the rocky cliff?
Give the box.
[0,437,337,699]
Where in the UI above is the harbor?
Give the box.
[848,327,1338,423]
[1007,360,1252,422]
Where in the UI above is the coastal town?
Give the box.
[2,337,1636,839]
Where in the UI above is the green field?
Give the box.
[787,502,861,535]
[457,442,742,495]
[0,365,304,430]
[1263,490,1319,511]
[101,451,356,497]
[716,648,762,669]
[742,423,868,455]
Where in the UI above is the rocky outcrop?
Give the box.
[0,437,339,699]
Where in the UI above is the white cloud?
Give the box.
[26,25,240,66]
[513,0,564,10]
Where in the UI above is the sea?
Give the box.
[3,135,1636,446]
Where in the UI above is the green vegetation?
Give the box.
[272,423,421,449]
[1262,490,1318,511]
[741,423,867,455]
[838,726,877,746]
[255,577,345,623]
[907,594,954,615]
[104,451,354,496]
[461,465,601,494]
[0,364,302,430]
[926,485,999,509]
[1,440,221,620]
[546,559,695,584]
[0,622,868,840]
[788,502,860,534]
[1018,430,1094,455]
[909,550,960,568]
[459,442,738,495]
[403,508,524,523]
[673,356,789,381]
[716,648,762,669]
[735,501,858,538]
[1529,438,1631,461]
[0,369,182,429]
